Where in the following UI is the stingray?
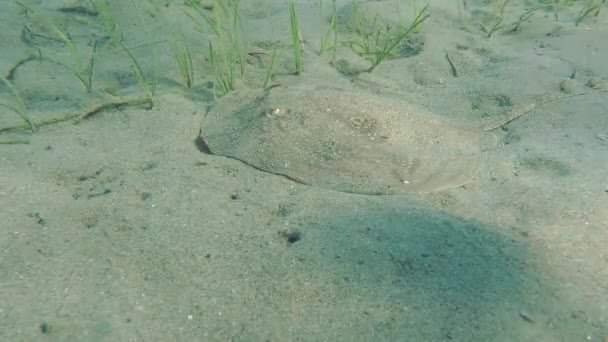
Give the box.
[199,85,490,195]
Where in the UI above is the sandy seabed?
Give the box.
[1,0,607,341]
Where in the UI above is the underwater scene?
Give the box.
[1,0,607,340]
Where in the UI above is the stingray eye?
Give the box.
[270,107,288,118]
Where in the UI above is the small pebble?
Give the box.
[281,230,302,244]
[559,79,576,94]
[518,311,534,323]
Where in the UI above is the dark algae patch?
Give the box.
[518,155,572,176]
